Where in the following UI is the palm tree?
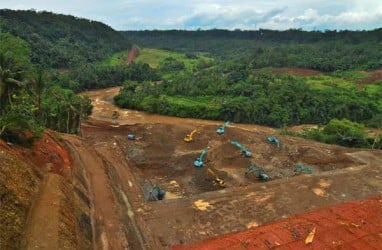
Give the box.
[0,52,24,110]
[30,68,45,115]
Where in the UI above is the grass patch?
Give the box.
[306,75,356,90]
[100,50,128,66]
[165,95,219,108]
[135,48,213,70]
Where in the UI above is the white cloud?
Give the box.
[0,0,381,30]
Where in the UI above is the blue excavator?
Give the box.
[245,165,270,181]
[230,141,252,157]
[217,121,230,135]
[194,147,208,167]
[267,136,280,148]
[148,184,166,201]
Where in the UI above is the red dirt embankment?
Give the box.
[271,67,321,76]
[173,195,382,249]
[359,69,382,85]
[15,130,72,176]
[125,45,140,64]
[0,132,92,249]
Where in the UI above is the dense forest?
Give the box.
[114,61,381,127]
[0,9,131,68]
[0,31,92,143]
[124,29,382,71]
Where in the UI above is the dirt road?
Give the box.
[68,87,382,249]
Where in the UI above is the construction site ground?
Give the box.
[60,87,381,249]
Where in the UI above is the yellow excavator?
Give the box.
[207,168,226,188]
[184,129,197,142]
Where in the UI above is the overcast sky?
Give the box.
[1,0,381,31]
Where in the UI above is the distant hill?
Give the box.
[0,9,131,68]
[123,29,382,71]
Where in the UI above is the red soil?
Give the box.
[272,68,322,76]
[1,131,72,176]
[173,195,382,249]
[359,69,382,85]
[125,46,139,64]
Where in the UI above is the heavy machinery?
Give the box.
[127,134,135,140]
[194,148,208,167]
[148,184,165,201]
[184,129,197,142]
[230,141,252,157]
[206,168,226,188]
[294,164,312,174]
[217,121,230,135]
[245,165,270,181]
[267,136,280,148]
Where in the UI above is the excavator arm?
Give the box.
[184,129,197,142]
[231,141,252,157]
[194,147,208,167]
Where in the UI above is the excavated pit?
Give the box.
[82,122,365,201]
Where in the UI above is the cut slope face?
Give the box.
[173,195,382,249]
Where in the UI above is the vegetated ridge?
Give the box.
[0,9,131,68]
[124,29,382,71]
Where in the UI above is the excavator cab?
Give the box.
[207,168,226,188]
[148,184,165,201]
[184,129,197,142]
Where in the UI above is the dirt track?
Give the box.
[66,87,382,249]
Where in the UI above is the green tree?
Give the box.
[323,118,368,147]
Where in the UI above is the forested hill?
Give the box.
[123,29,382,71]
[0,9,131,68]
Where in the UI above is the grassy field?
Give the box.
[100,51,129,66]
[135,48,213,70]
[305,75,356,90]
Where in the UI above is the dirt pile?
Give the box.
[0,141,42,249]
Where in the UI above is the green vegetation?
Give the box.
[0,9,131,68]
[0,32,92,144]
[100,51,129,66]
[282,119,382,149]
[125,29,382,71]
[134,48,213,70]
[114,56,382,132]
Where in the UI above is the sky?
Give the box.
[1,0,381,31]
